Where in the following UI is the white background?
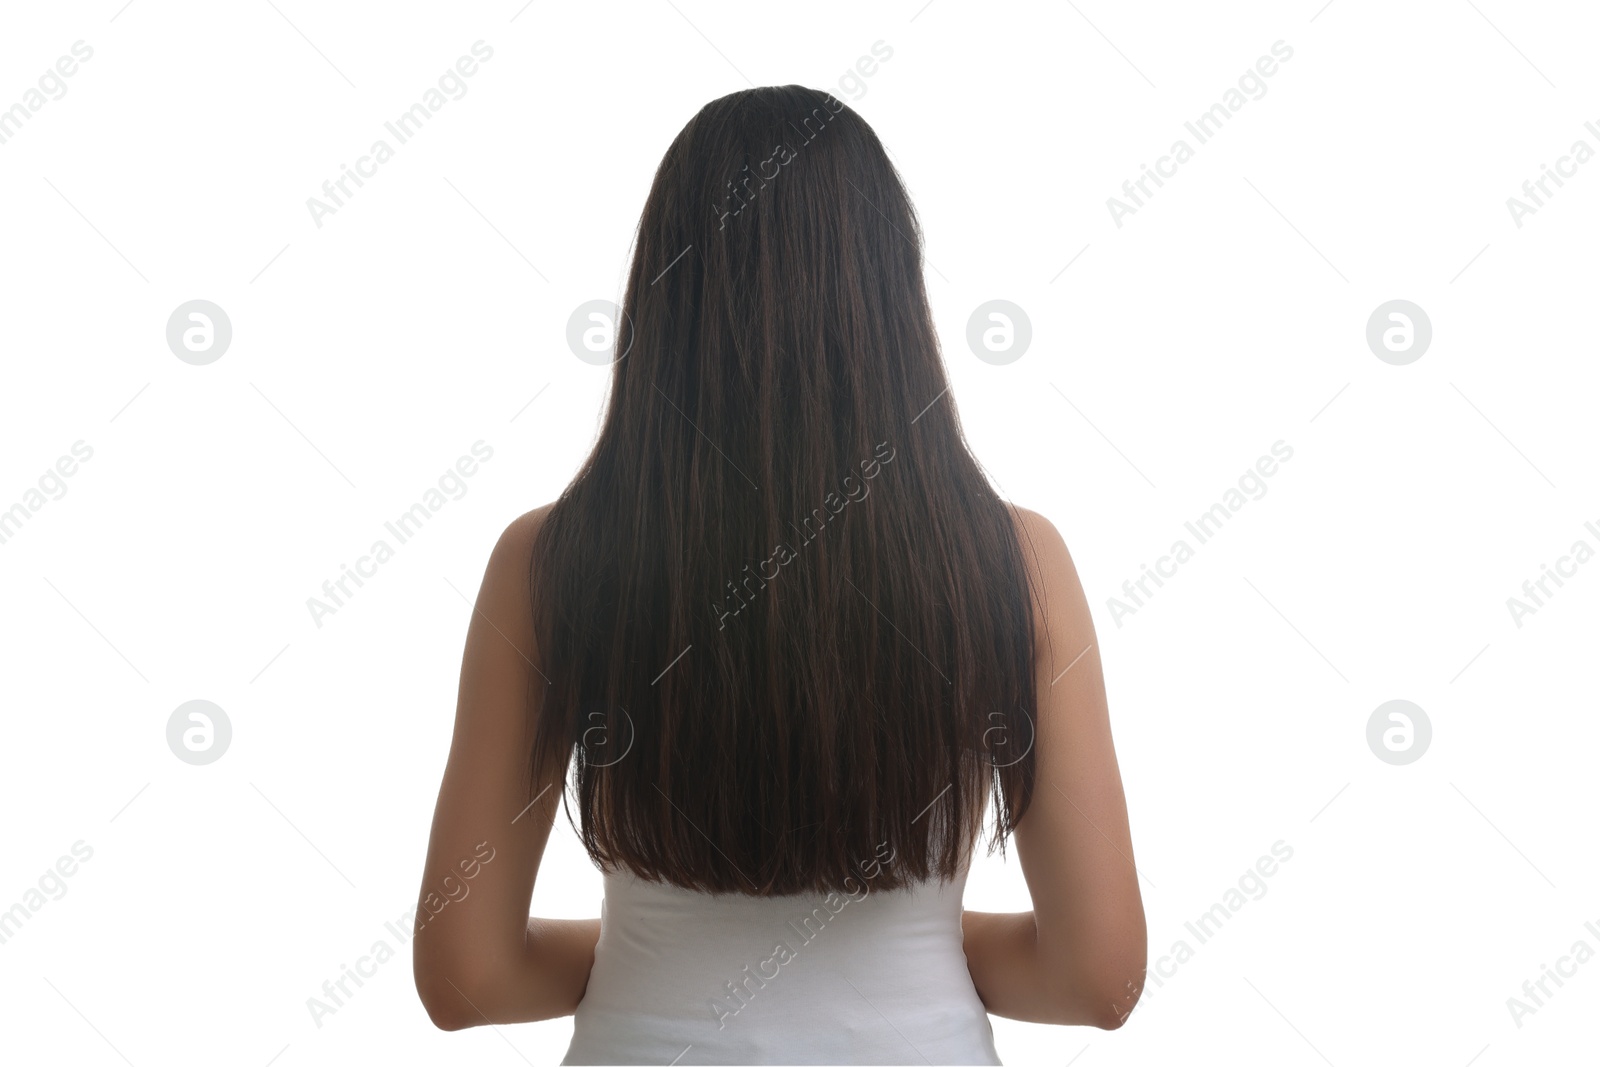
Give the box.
[1,1,1596,1064]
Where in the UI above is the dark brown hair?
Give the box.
[529,85,1037,895]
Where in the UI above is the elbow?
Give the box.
[1049,941,1146,1030]
[1066,969,1144,1031]
[1083,918,1148,1030]
[422,1002,474,1032]
[1087,952,1147,1030]
[414,952,498,1031]
[1090,995,1136,1031]
[415,972,478,1031]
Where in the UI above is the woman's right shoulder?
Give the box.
[1005,504,1091,642]
[1007,504,1070,580]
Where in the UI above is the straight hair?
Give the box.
[528,85,1037,895]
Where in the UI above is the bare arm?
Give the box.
[413,507,600,1030]
[961,508,1147,1029]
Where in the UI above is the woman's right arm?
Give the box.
[961,508,1147,1029]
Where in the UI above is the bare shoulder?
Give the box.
[491,503,556,562]
[1007,504,1076,586]
[474,503,557,623]
[1006,504,1093,645]
[483,502,560,575]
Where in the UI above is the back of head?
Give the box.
[530,85,1037,896]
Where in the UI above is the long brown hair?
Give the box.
[529,85,1037,895]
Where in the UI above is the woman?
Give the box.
[413,84,1146,1064]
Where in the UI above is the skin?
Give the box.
[414,504,1146,1031]
[413,505,596,1029]
[961,507,1147,1029]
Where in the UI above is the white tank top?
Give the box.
[561,861,1001,1065]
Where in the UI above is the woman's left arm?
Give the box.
[413,507,598,1030]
